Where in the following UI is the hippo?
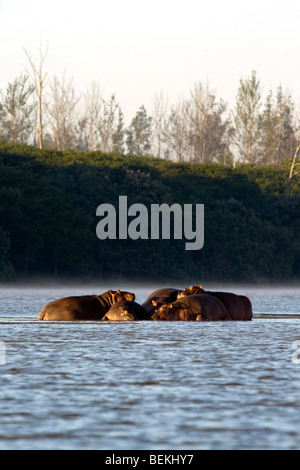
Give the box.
[178,285,253,321]
[152,294,231,321]
[142,287,183,318]
[101,300,148,321]
[206,291,253,321]
[38,289,135,321]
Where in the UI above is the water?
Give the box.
[0,284,300,450]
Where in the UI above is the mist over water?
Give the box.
[0,283,300,450]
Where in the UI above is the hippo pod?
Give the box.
[152,294,231,321]
[38,289,135,321]
[177,285,253,321]
[102,300,149,321]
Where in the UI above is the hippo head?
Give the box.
[110,289,135,303]
[152,301,194,321]
[117,307,136,321]
[102,306,137,321]
[151,302,172,320]
[177,285,206,298]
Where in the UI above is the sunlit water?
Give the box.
[0,284,300,450]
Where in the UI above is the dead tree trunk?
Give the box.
[286,143,300,197]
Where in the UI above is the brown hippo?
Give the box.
[38,289,135,321]
[102,300,148,321]
[142,288,183,318]
[178,285,253,321]
[206,291,253,321]
[152,294,231,321]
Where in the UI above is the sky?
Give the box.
[1,0,300,122]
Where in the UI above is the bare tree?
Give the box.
[161,98,191,161]
[77,81,103,151]
[48,73,80,150]
[24,43,48,149]
[286,142,300,197]
[76,83,124,153]
[189,82,228,163]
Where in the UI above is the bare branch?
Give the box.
[23,42,49,148]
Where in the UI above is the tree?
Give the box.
[160,84,231,164]
[76,84,124,153]
[260,90,277,164]
[24,43,49,149]
[99,94,124,153]
[286,142,300,197]
[126,105,152,155]
[161,98,191,161]
[261,86,296,164]
[0,74,34,143]
[150,91,169,158]
[77,81,102,151]
[232,70,262,163]
[189,82,229,163]
[274,86,296,163]
[111,107,125,153]
[48,73,79,150]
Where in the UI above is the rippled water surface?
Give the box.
[0,284,300,450]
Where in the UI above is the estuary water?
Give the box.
[0,284,300,450]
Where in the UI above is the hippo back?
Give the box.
[38,289,135,321]
[207,291,253,321]
[142,288,182,317]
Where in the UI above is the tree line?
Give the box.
[0,142,299,283]
[0,46,299,164]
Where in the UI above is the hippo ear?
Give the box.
[189,285,194,290]
[152,300,157,306]
[199,284,202,288]
[116,289,121,294]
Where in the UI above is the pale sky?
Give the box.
[1,0,300,121]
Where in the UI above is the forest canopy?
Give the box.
[0,142,299,284]
[1,59,299,166]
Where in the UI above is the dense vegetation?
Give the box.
[0,142,299,284]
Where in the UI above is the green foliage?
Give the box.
[125,105,152,156]
[232,70,262,164]
[260,87,296,164]
[0,142,299,283]
[0,74,35,143]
